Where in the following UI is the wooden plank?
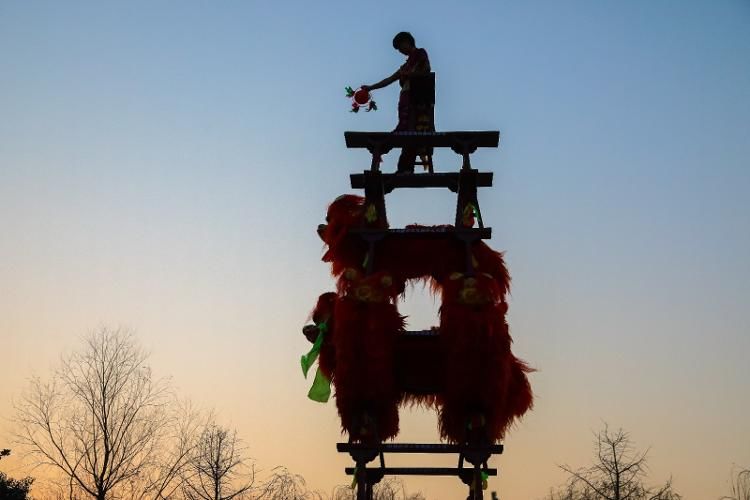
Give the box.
[344,467,497,476]
[337,443,504,455]
[344,131,500,150]
[350,171,493,193]
[396,332,442,394]
[400,330,440,338]
[349,227,491,240]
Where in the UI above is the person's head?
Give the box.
[392,31,416,55]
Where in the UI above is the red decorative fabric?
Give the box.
[309,194,533,443]
[436,274,533,443]
[332,296,404,442]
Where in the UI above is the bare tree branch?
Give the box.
[720,468,750,500]
[548,424,681,500]
[13,327,199,500]
[181,419,255,500]
[257,467,321,500]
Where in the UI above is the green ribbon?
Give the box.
[465,202,484,228]
[307,367,331,403]
[470,471,490,492]
[300,321,331,403]
[472,203,484,228]
[300,322,327,377]
[351,467,358,488]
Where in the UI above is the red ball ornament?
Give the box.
[345,85,377,112]
[353,88,371,106]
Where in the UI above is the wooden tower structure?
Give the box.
[337,130,505,500]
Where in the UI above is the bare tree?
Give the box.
[181,421,255,500]
[257,466,323,500]
[545,423,680,500]
[124,400,204,500]
[31,478,86,500]
[374,478,424,500]
[14,327,198,500]
[721,467,750,500]
[331,484,355,500]
[372,478,405,500]
[331,478,424,500]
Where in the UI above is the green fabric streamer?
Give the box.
[301,331,324,378]
[300,321,331,403]
[481,471,489,482]
[472,203,484,228]
[307,367,331,403]
[300,322,327,377]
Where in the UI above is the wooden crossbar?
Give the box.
[337,441,504,499]
[344,467,497,476]
[337,443,503,454]
[350,171,493,193]
[350,227,492,240]
[345,131,500,150]
[399,330,440,338]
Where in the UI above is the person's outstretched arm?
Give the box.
[363,69,400,91]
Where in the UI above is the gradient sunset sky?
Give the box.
[1,1,749,498]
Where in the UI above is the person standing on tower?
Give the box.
[362,31,435,174]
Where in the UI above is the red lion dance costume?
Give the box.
[302,194,532,444]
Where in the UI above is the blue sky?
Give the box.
[1,1,749,498]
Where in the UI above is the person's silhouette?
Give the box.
[362,31,435,173]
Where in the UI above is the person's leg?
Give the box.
[414,102,435,171]
[394,92,415,174]
[397,148,416,174]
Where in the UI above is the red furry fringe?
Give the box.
[437,275,533,443]
[332,296,404,442]
[310,194,533,444]
[322,196,511,285]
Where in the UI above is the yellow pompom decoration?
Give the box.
[364,203,378,223]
